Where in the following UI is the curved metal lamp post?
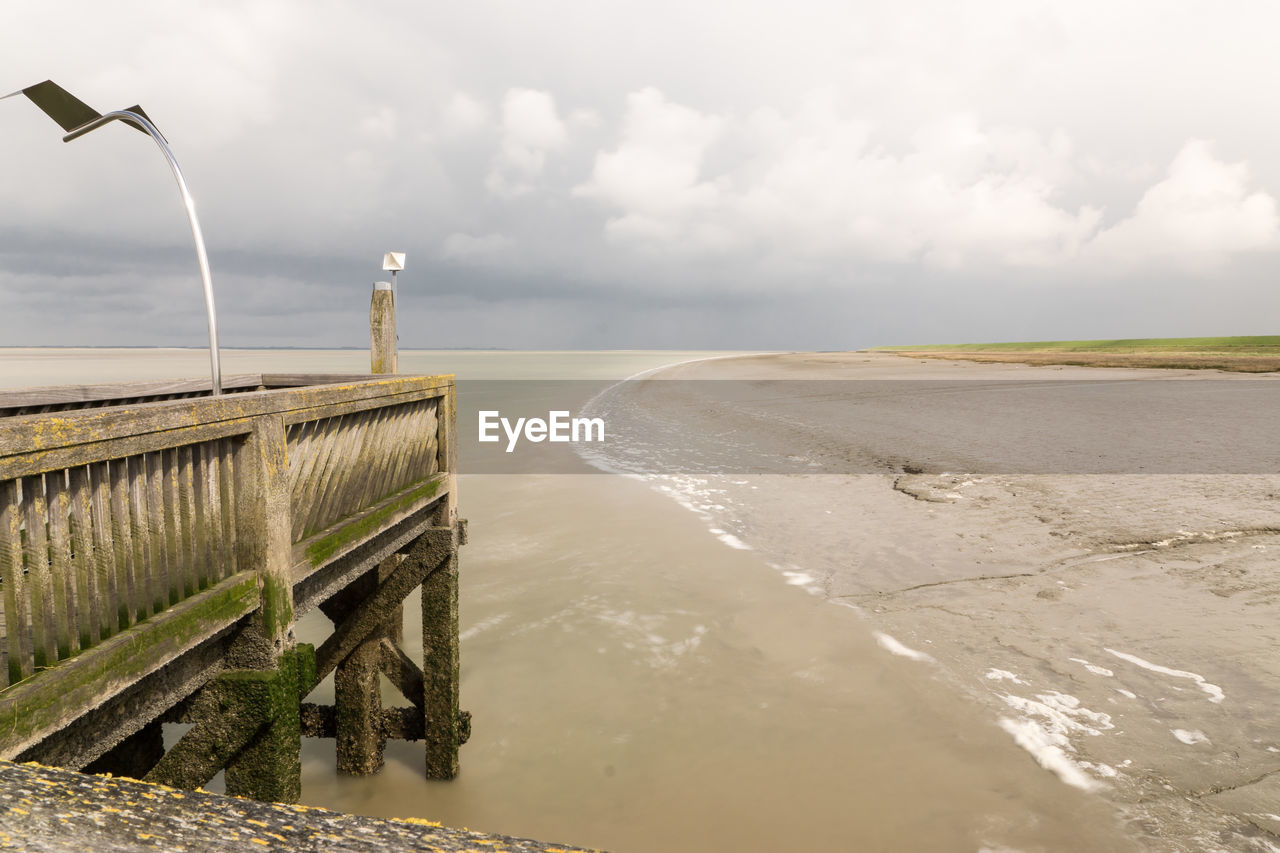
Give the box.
[3,80,223,395]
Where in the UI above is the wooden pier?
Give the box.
[0,365,466,801]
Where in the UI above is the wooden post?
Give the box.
[370,282,397,374]
[221,414,301,801]
[234,416,295,660]
[420,526,461,779]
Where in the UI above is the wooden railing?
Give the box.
[0,373,454,758]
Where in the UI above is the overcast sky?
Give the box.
[1,2,1277,350]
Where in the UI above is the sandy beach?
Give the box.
[584,351,1280,851]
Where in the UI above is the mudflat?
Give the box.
[594,351,1280,851]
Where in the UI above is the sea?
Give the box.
[0,348,1138,853]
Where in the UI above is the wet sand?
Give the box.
[602,352,1280,851]
[295,473,1138,852]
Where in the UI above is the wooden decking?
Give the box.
[0,373,459,781]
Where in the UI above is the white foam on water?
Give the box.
[709,528,751,550]
[1079,761,1118,778]
[459,612,511,642]
[873,631,933,662]
[1171,728,1210,745]
[1105,648,1225,703]
[1115,688,1137,699]
[985,669,1026,685]
[1069,657,1114,677]
[994,690,1115,791]
[997,717,1099,792]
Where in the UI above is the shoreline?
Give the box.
[603,351,1280,850]
[876,349,1280,373]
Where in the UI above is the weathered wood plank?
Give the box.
[234,416,294,653]
[217,438,238,581]
[21,476,57,670]
[288,419,327,542]
[178,445,198,599]
[0,480,33,685]
[44,472,76,660]
[0,376,451,456]
[279,387,448,427]
[0,570,259,759]
[88,461,117,641]
[146,451,171,614]
[0,375,268,411]
[298,417,344,540]
[193,444,214,591]
[436,383,458,526]
[109,460,135,630]
[308,413,362,537]
[291,472,450,579]
[160,449,182,607]
[380,403,414,500]
[67,466,97,650]
[126,455,153,623]
[334,407,386,526]
[0,419,255,497]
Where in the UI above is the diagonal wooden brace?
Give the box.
[145,646,313,801]
[312,526,454,690]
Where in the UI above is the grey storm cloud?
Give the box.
[1,1,1278,350]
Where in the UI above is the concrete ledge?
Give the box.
[0,761,600,852]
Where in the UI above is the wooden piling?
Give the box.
[371,282,397,374]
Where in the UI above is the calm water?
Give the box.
[0,349,1137,852]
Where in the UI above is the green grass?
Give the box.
[875,335,1280,355]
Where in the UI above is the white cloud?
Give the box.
[575,90,1100,266]
[1083,140,1280,270]
[486,88,569,196]
[574,87,725,244]
[440,92,490,135]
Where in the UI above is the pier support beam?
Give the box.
[145,645,314,802]
[422,539,461,778]
[304,523,467,778]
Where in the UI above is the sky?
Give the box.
[1,1,1277,350]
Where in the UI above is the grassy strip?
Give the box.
[874,335,1280,355]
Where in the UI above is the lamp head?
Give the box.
[382,252,405,272]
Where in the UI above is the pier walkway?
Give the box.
[0,372,466,800]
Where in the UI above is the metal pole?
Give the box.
[65,110,223,396]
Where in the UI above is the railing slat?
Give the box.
[384,403,416,499]
[156,448,179,607]
[146,451,170,613]
[0,480,32,686]
[193,444,214,591]
[307,415,357,538]
[337,407,385,523]
[301,418,343,538]
[89,461,117,640]
[127,455,153,622]
[288,419,326,542]
[68,466,97,650]
[110,459,135,630]
[45,472,76,661]
[21,476,56,669]
[218,438,239,581]
[179,445,198,596]
[316,412,364,534]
